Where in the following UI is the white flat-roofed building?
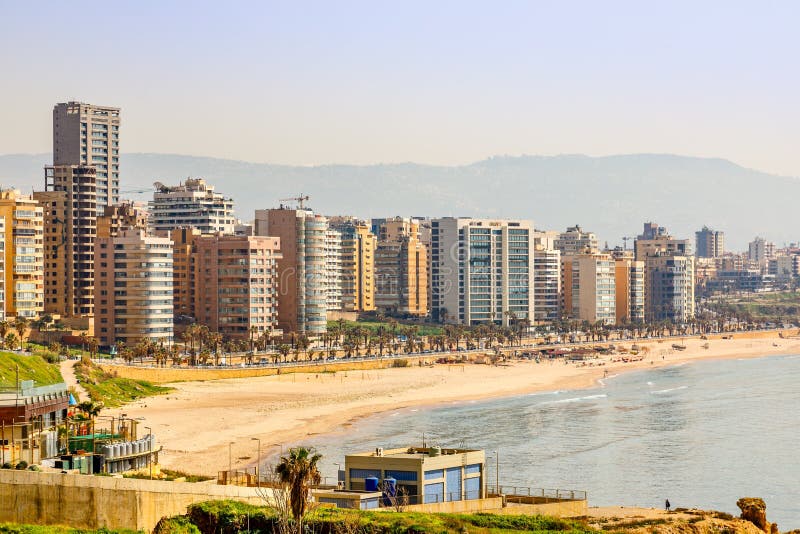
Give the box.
[150,178,235,235]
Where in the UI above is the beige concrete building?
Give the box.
[331,219,377,312]
[561,252,616,325]
[35,165,98,317]
[53,101,120,212]
[192,234,282,340]
[150,178,235,234]
[554,225,598,256]
[0,190,44,319]
[345,447,486,504]
[97,202,148,239]
[634,223,690,261]
[169,228,202,320]
[94,229,173,348]
[375,235,428,316]
[254,208,327,335]
[612,252,645,324]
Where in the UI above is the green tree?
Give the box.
[275,447,322,532]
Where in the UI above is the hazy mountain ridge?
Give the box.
[0,152,797,250]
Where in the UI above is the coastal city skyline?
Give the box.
[2,3,799,531]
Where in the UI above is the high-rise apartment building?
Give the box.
[612,252,645,324]
[554,225,599,256]
[35,165,98,317]
[431,218,534,326]
[644,253,695,324]
[695,226,724,258]
[150,178,235,235]
[254,208,327,335]
[0,190,44,319]
[561,253,616,325]
[533,245,561,323]
[748,237,776,266]
[331,218,376,312]
[0,218,5,321]
[634,223,690,260]
[53,101,120,212]
[94,229,173,347]
[168,228,202,319]
[374,218,428,316]
[324,227,343,311]
[193,234,282,340]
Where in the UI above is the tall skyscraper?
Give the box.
[35,165,98,317]
[695,226,724,258]
[254,207,328,335]
[53,101,120,212]
[431,218,534,326]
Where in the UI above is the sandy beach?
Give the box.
[103,333,800,476]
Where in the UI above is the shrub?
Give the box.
[15,461,28,470]
[392,358,410,368]
[1,463,12,469]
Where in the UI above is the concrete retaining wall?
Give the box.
[0,470,266,532]
[401,497,587,517]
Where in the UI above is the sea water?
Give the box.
[298,355,800,527]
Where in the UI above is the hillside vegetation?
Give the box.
[74,359,172,408]
[0,353,63,389]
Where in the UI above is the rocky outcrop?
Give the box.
[736,498,777,534]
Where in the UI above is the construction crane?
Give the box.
[279,194,310,209]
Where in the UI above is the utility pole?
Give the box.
[251,437,261,487]
[145,426,152,480]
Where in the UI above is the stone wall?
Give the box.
[0,470,266,531]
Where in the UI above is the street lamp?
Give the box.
[144,426,152,480]
[251,437,261,487]
[334,462,342,487]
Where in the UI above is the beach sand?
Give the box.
[103,333,800,476]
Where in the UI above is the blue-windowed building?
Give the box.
[344,446,486,504]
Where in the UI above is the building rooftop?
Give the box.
[347,446,482,460]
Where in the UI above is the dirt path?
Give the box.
[59,359,88,401]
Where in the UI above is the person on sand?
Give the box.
[665,499,671,511]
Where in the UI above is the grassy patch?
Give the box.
[182,500,596,534]
[0,524,138,534]
[0,352,63,389]
[75,359,172,408]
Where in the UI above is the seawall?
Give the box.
[0,470,265,531]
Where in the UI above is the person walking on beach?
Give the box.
[665,499,671,512]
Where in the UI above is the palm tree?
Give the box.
[275,447,322,532]
[0,321,9,348]
[13,317,29,344]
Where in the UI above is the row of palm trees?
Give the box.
[0,317,31,350]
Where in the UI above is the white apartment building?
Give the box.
[431,218,534,326]
[53,101,120,212]
[325,227,343,311]
[533,245,560,323]
[149,178,235,234]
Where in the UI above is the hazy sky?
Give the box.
[1,1,798,175]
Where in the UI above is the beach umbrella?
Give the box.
[69,393,77,406]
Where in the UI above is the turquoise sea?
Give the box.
[298,355,800,527]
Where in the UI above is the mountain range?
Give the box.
[0,152,797,251]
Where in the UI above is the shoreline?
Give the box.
[103,331,800,476]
